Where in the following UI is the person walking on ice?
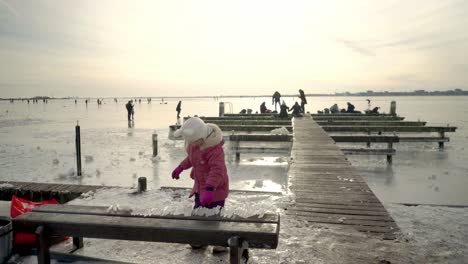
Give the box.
[298,89,307,113]
[272,91,281,112]
[176,100,182,118]
[171,117,229,253]
[125,100,134,121]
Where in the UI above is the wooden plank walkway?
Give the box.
[287,117,398,239]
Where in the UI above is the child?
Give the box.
[171,117,229,252]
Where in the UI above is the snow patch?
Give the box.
[80,191,95,200]
[0,183,14,188]
[85,155,94,163]
[270,127,290,135]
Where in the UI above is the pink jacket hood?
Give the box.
[179,124,229,202]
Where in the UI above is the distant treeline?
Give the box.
[1,89,467,100]
[332,89,468,97]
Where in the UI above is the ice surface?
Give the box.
[2,97,468,262]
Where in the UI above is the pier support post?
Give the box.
[390,101,397,116]
[219,102,225,117]
[75,121,82,176]
[438,131,445,148]
[231,139,240,162]
[366,131,371,147]
[138,177,147,193]
[387,142,393,163]
[152,133,158,157]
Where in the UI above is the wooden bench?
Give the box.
[228,135,397,163]
[12,204,280,264]
[341,148,396,162]
[170,124,293,133]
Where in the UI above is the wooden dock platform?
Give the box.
[287,117,398,239]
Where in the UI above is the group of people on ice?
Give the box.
[259,89,308,117]
[319,100,380,114]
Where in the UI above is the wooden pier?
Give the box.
[287,117,398,238]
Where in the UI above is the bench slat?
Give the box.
[33,204,280,224]
[13,212,279,249]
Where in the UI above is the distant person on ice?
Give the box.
[346,102,356,113]
[171,117,229,253]
[298,89,307,113]
[289,102,303,117]
[176,100,182,118]
[125,100,134,121]
[367,107,380,114]
[272,91,281,112]
[330,103,339,114]
[278,101,289,118]
[260,102,267,113]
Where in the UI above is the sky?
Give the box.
[0,0,467,97]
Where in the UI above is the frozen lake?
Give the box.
[1,96,467,205]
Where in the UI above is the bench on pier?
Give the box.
[316,121,426,126]
[228,135,399,144]
[228,134,292,161]
[170,124,293,133]
[188,116,291,120]
[398,136,450,147]
[224,113,274,116]
[331,136,398,163]
[227,135,398,162]
[313,113,395,117]
[312,116,405,121]
[341,148,396,163]
[12,204,280,264]
[322,125,456,148]
[229,134,292,142]
[189,120,293,126]
[321,125,457,133]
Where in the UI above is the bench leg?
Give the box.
[228,236,249,264]
[71,237,84,252]
[35,226,50,264]
[230,245,242,264]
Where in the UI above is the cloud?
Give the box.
[336,39,376,57]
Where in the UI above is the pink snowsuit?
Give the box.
[178,124,229,203]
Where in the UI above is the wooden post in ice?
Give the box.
[75,121,82,176]
[152,132,158,157]
[219,102,225,117]
[138,177,147,193]
[387,142,393,163]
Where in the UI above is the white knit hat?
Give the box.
[174,117,209,143]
